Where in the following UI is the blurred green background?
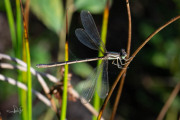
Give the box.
[0,0,180,120]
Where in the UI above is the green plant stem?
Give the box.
[19,0,32,119]
[16,0,22,59]
[23,11,32,120]
[93,1,110,120]
[26,40,32,120]
[61,43,69,120]
[16,0,27,120]
[61,65,68,120]
[60,11,69,120]
[4,0,17,55]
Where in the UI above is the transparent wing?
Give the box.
[80,10,107,53]
[78,60,105,103]
[97,60,109,99]
[75,28,100,51]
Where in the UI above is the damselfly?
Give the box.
[37,10,128,102]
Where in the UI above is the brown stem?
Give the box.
[24,0,30,30]
[110,73,126,120]
[156,83,180,120]
[110,0,132,119]
[19,0,28,40]
[126,0,132,57]
[98,15,180,120]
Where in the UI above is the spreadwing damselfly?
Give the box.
[36,10,128,102]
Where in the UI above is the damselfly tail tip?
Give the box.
[36,64,45,68]
[36,64,40,68]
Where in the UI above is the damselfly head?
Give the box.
[120,49,127,60]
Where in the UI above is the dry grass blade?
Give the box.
[0,74,51,106]
[0,53,102,118]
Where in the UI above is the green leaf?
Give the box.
[31,42,51,65]
[30,0,64,33]
[151,52,167,68]
[139,22,163,46]
[75,0,107,13]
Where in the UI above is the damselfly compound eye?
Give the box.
[120,49,127,59]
